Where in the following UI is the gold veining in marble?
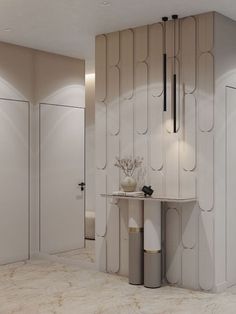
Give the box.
[0,258,236,313]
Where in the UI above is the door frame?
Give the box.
[0,97,30,263]
[38,102,86,252]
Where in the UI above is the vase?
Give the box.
[121,176,137,192]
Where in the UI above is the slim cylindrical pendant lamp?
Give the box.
[162,16,168,112]
[128,199,144,285]
[144,200,162,288]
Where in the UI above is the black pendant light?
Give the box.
[172,14,178,133]
[162,16,168,112]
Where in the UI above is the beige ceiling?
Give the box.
[0,0,236,72]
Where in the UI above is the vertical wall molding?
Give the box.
[135,62,148,134]
[95,35,107,102]
[120,29,134,100]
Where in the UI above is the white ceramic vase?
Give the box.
[121,176,137,192]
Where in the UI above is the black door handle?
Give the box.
[78,182,86,191]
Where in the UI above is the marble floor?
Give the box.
[1,259,236,313]
[53,240,95,264]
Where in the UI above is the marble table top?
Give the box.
[101,194,196,203]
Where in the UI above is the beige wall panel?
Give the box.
[166,19,179,58]
[107,66,120,135]
[134,134,148,189]
[107,32,119,66]
[96,235,107,272]
[0,43,33,101]
[182,249,197,289]
[135,62,148,134]
[107,204,120,273]
[107,134,120,195]
[180,169,196,199]
[149,95,163,171]
[149,23,163,97]
[182,202,197,249]
[198,132,214,211]
[95,170,107,237]
[166,208,181,284]
[182,17,196,93]
[134,25,148,62]
[199,211,214,290]
[183,94,196,171]
[120,99,134,157]
[165,58,180,133]
[149,169,164,197]
[95,101,107,169]
[165,132,179,198]
[198,53,214,132]
[95,35,107,102]
[34,51,85,106]
[198,12,214,53]
[120,29,134,99]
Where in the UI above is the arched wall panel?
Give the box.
[165,132,179,198]
[134,25,148,62]
[107,134,120,195]
[135,62,148,134]
[182,249,197,289]
[120,99,134,158]
[148,23,163,97]
[198,12,214,53]
[183,94,196,171]
[199,211,214,290]
[182,17,196,94]
[149,95,163,171]
[166,208,181,284]
[120,29,134,100]
[107,31,119,66]
[182,202,197,249]
[95,35,106,102]
[96,235,107,272]
[198,53,214,132]
[166,19,180,58]
[107,66,120,135]
[95,101,107,169]
[198,132,214,211]
[95,170,107,237]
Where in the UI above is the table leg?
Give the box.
[128,199,144,285]
[144,200,162,288]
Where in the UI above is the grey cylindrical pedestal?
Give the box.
[129,229,144,285]
[144,251,161,288]
[144,200,162,288]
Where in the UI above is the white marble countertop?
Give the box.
[101,194,196,203]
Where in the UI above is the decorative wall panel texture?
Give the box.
[95,12,215,290]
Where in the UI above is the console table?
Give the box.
[101,194,196,288]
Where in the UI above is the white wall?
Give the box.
[0,41,85,257]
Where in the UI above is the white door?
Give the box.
[226,86,236,285]
[40,104,85,253]
[0,99,29,264]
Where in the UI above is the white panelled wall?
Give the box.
[95,12,236,292]
[0,41,85,262]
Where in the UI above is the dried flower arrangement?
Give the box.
[114,156,143,177]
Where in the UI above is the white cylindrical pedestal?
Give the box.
[144,200,162,288]
[128,200,144,285]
